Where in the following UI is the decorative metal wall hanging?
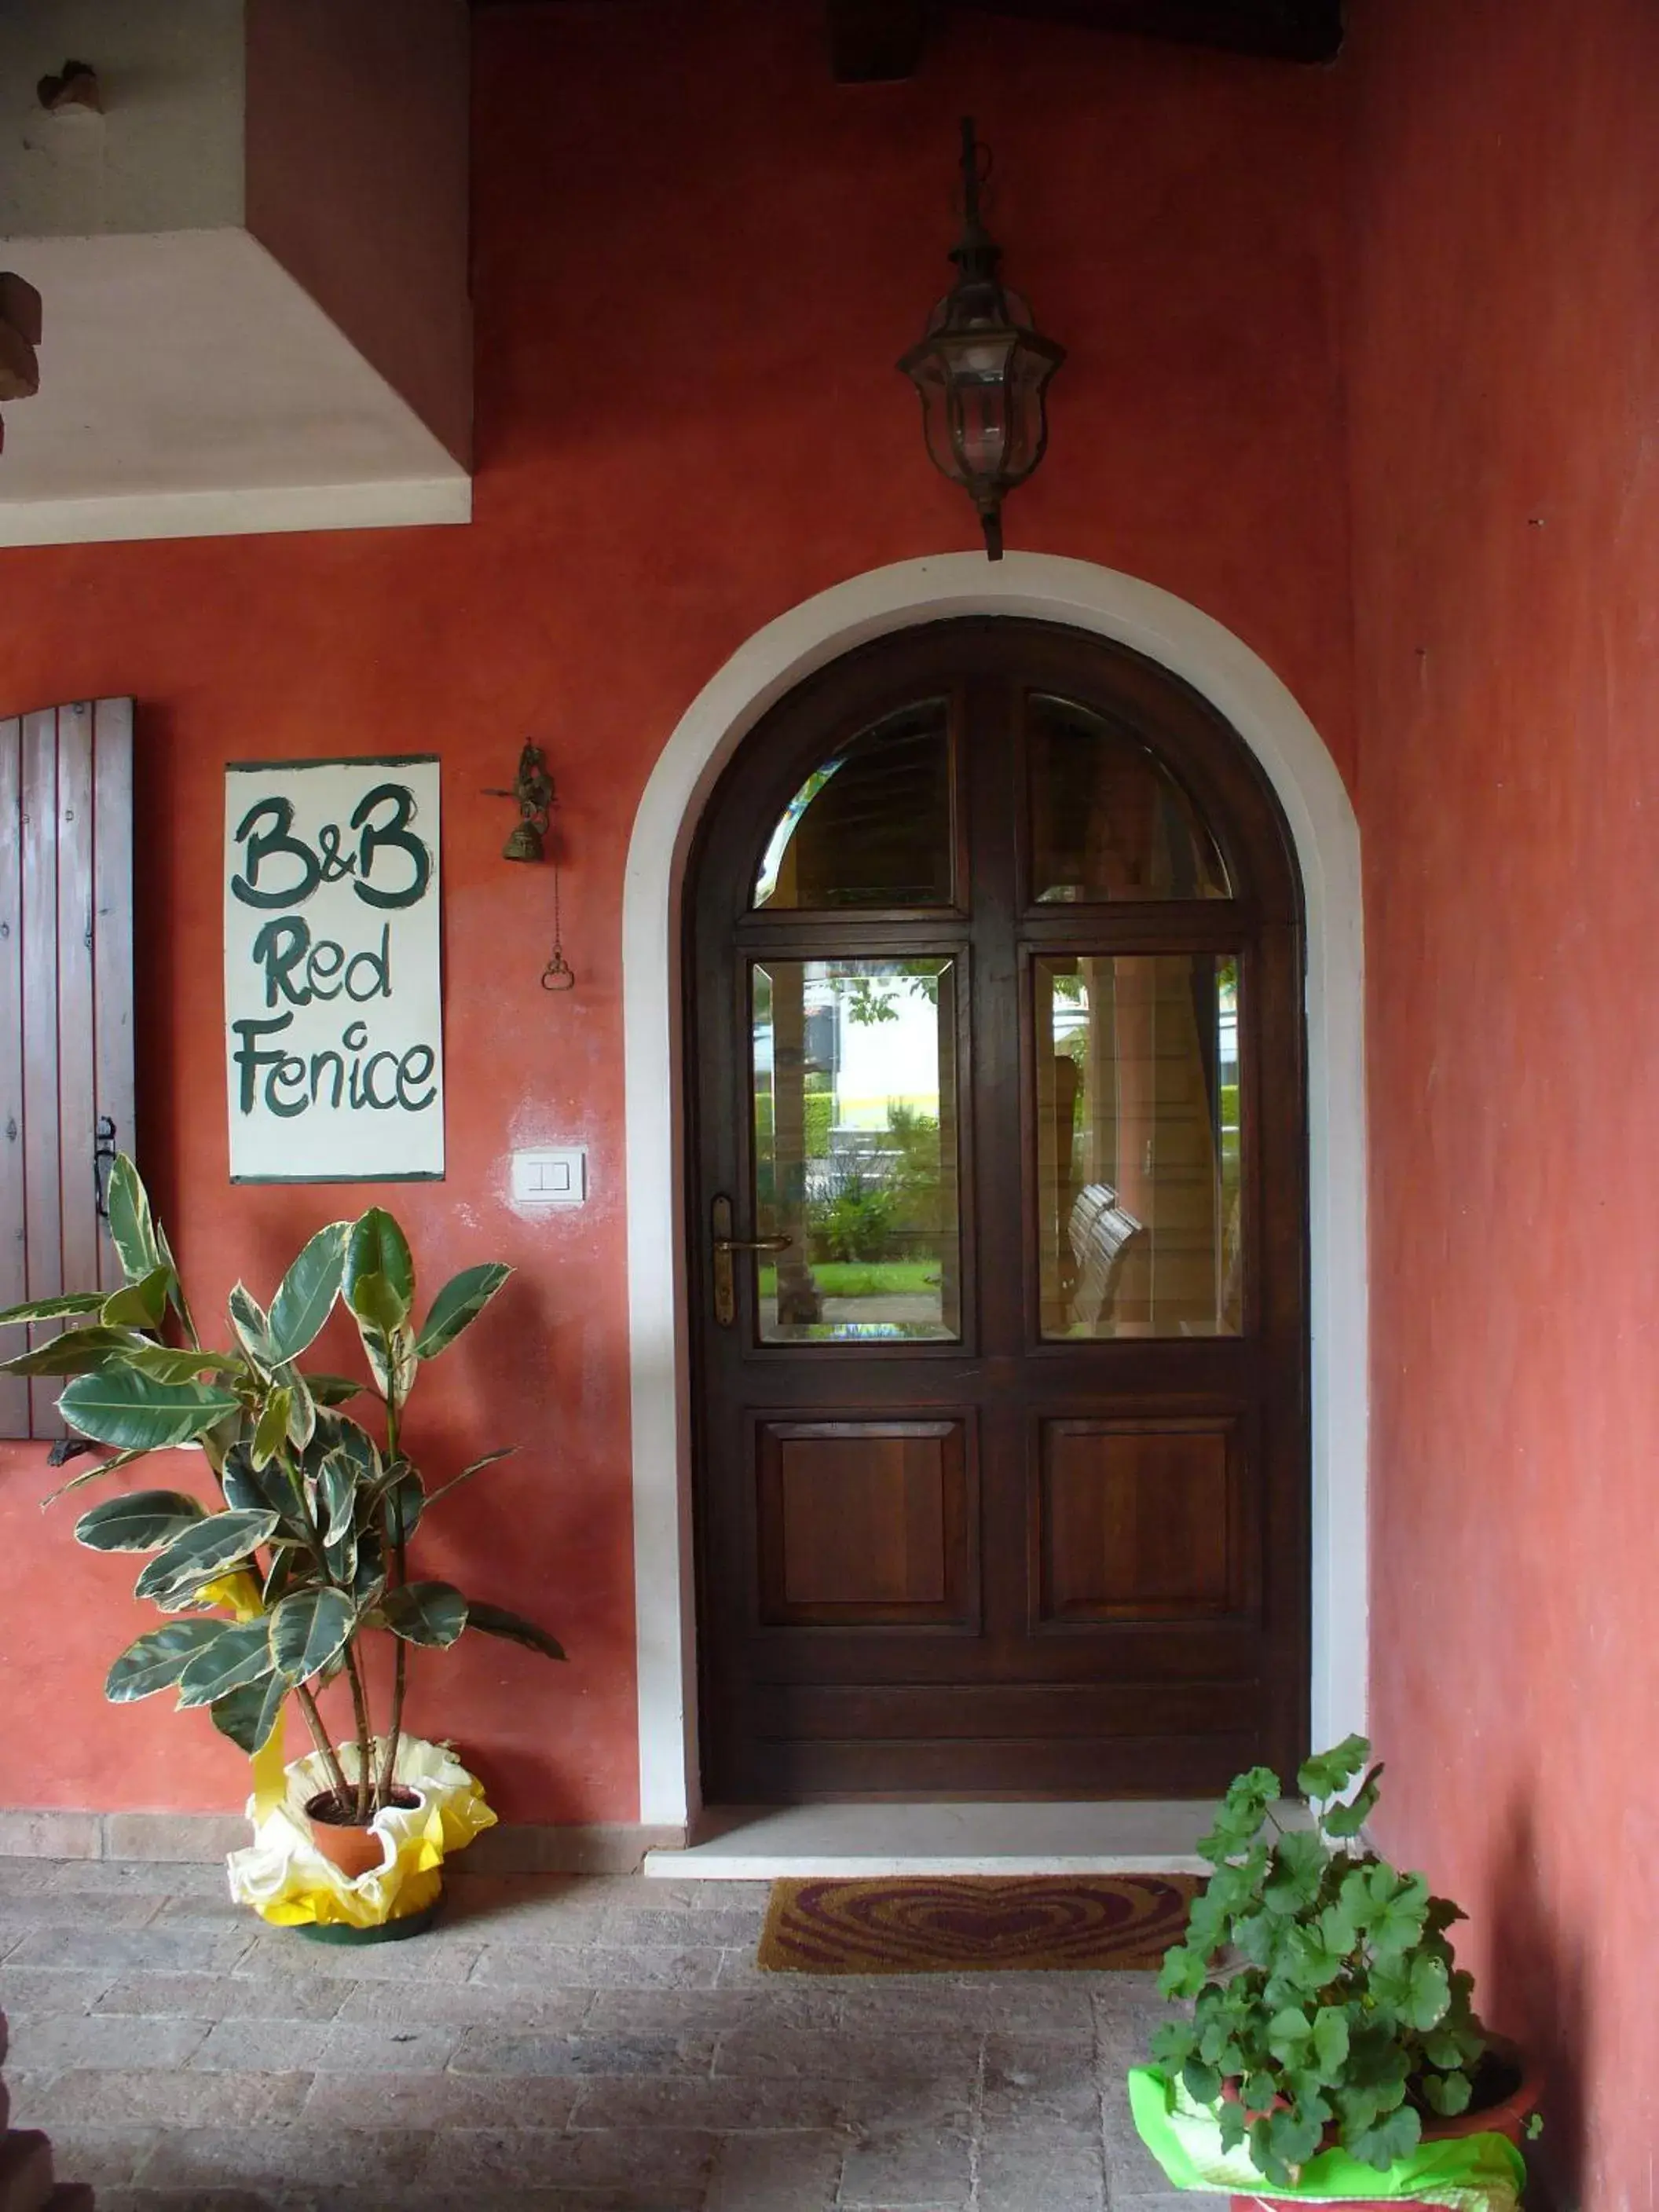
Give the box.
[488,742,555,862]
[485,742,575,991]
[898,118,1065,561]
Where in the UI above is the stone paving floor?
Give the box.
[0,1856,1192,2212]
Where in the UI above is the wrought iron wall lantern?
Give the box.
[898,119,1065,562]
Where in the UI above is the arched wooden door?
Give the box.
[686,619,1307,1801]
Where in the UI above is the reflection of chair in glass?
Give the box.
[1068,1183,1143,1333]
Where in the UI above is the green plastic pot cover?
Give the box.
[1126,2067,1527,2212]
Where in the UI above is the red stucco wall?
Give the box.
[1348,2,1659,2201]
[0,3,1353,1825]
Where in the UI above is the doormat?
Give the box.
[756,1873,1200,1975]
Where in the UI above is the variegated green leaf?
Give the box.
[267,1222,349,1363]
[75,1489,205,1553]
[262,1545,298,1609]
[116,1345,246,1385]
[324,1513,357,1589]
[269,1587,357,1686]
[306,1373,362,1406]
[229,1284,276,1371]
[104,1155,162,1285]
[105,1619,222,1702]
[133,1510,280,1604]
[0,1324,149,1377]
[42,1445,148,1506]
[221,1444,299,1521]
[282,1367,317,1452]
[210,1674,287,1755]
[317,1448,357,1547]
[382,1466,425,1544]
[347,1270,404,1341]
[59,1370,242,1453]
[414,1264,511,1360]
[251,1389,291,1470]
[0,1291,104,1328]
[153,1216,198,1343]
[424,1446,516,1512]
[326,1418,380,1485]
[345,1210,414,1322]
[100,1265,174,1332]
[379,1580,467,1646]
[176,1620,275,1708]
[351,1529,387,1610]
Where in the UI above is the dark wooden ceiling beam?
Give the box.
[472,0,1342,70]
[827,0,928,82]
[962,0,1342,64]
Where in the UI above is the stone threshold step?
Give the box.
[643,1797,1272,1880]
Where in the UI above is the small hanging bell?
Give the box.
[502,818,545,864]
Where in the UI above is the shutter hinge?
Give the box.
[93,1114,117,1218]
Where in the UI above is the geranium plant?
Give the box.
[1151,1736,1488,2188]
[0,1156,562,1822]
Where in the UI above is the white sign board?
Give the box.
[224,756,444,1182]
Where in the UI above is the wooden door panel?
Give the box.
[741,1613,1265,1685]
[1038,1415,1252,1623]
[759,1732,1268,1800]
[757,1677,1263,1738]
[756,1419,972,1625]
[690,620,1309,1802]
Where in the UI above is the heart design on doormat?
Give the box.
[756,1873,1199,1975]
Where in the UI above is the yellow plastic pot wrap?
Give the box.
[226,1734,496,1930]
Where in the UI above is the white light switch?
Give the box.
[511,1147,587,1207]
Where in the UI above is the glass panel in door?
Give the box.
[1027,694,1229,903]
[753,700,952,910]
[752,958,960,1343]
[1035,953,1242,1338]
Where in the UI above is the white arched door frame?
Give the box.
[623,553,1366,1829]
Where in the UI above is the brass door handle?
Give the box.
[711,1195,791,1328]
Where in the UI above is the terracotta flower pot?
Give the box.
[1415,2034,1542,2148]
[1226,2036,1542,2212]
[303,1787,419,1881]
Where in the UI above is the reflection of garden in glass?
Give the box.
[1036,952,1241,1339]
[752,959,959,1342]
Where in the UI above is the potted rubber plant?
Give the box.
[1130,1737,1541,2212]
[0,1156,562,1920]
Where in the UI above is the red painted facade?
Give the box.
[1349,2,1659,2201]
[4,0,1653,2195]
[0,2,1352,1826]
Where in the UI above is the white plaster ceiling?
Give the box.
[0,230,468,545]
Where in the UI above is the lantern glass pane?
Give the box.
[913,365,965,483]
[954,378,1012,478]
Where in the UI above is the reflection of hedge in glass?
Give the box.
[803,1088,833,1157]
[810,1173,900,1262]
[882,1106,944,1232]
[804,1107,947,1262]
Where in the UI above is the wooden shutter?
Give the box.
[0,699,135,1439]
